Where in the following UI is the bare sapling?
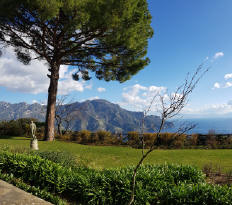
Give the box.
[128,63,209,205]
[55,95,76,137]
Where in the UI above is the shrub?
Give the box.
[0,151,231,205]
[172,134,187,148]
[0,118,39,137]
[34,151,78,169]
[0,151,206,204]
[187,134,199,146]
[0,172,66,205]
[203,163,214,177]
[71,131,81,143]
[127,131,140,147]
[225,136,232,145]
[78,130,92,144]
[57,132,72,141]
[96,130,112,144]
[159,133,174,146]
[157,183,232,204]
[206,136,218,148]
[143,133,156,148]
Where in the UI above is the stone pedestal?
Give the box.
[30,139,39,150]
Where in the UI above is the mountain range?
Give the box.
[0,99,173,133]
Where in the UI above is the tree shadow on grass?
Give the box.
[0,136,30,140]
[0,135,14,139]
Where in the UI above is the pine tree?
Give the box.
[0,0,153,141]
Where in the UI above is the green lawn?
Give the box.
[1,136,232,172]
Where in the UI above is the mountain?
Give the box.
[0,102,45,121]
[0,99,173,133]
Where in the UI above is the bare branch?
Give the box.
[128,62,208,205]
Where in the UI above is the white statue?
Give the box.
[30,121,37,139]
[30,121,38,150]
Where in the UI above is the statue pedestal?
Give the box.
[30,139,39,150]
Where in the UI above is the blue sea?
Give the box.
[165,118,232,134]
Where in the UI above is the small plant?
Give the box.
[202,163,213,177]
[34,150,79,169]
[214,164,222,176]
[226,170,232,185]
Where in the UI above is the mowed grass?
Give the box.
[1,136,232,172]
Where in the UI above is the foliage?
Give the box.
[2,118,232,149]
[127,131,140,147]
[34,150,79,169]
[60,130,232,149]
[96,130,113,144]
[156,183,232,204]
[78,130,92,144]
[143,133,157,147]
[0,118,38,136]
[186,134,199,146]
[0,0,153,81]
[0,150,231,204]
[0,172,66,205]
[0,0,153,141]
[69,130,122,145]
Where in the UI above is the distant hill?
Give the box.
[0,101,45,121]
[0,99,173,133]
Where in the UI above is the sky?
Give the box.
[1,0,232,118]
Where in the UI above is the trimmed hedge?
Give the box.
[0,172,66,205]
[157,183,232,204]
[0,151,231,204]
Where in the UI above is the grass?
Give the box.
[1,136,232,172]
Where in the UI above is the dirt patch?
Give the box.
[206,173,232,186]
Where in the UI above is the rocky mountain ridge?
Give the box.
[0,99,172,133]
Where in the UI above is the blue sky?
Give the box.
[1,0,232,118]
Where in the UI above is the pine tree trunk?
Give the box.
[44,64,60,141]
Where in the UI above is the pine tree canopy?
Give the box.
[0,0,153,82]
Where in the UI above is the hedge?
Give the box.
[0,151,231,204]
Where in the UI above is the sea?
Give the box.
[165,118,232,134]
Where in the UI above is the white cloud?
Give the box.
[0,47,90,95]
[32,100,38,104]
[119,84,166,112]
[213,82,220,89]
[119,83,232,118]
[88,96,100,100]
[97,87,106,92]
[80,96,99,102]
[225,82,232,88]
[85,84,92,90]
[214,52,224,59]
[182,103,232,117]
[224,73,232,80]
[0,47,49,94]
[58,67,86,95]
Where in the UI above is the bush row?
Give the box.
[0,118,44,137]
[1,118,232,149]
[58,130,232,149]
[57,130,188,148]
[0,151,232,204]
